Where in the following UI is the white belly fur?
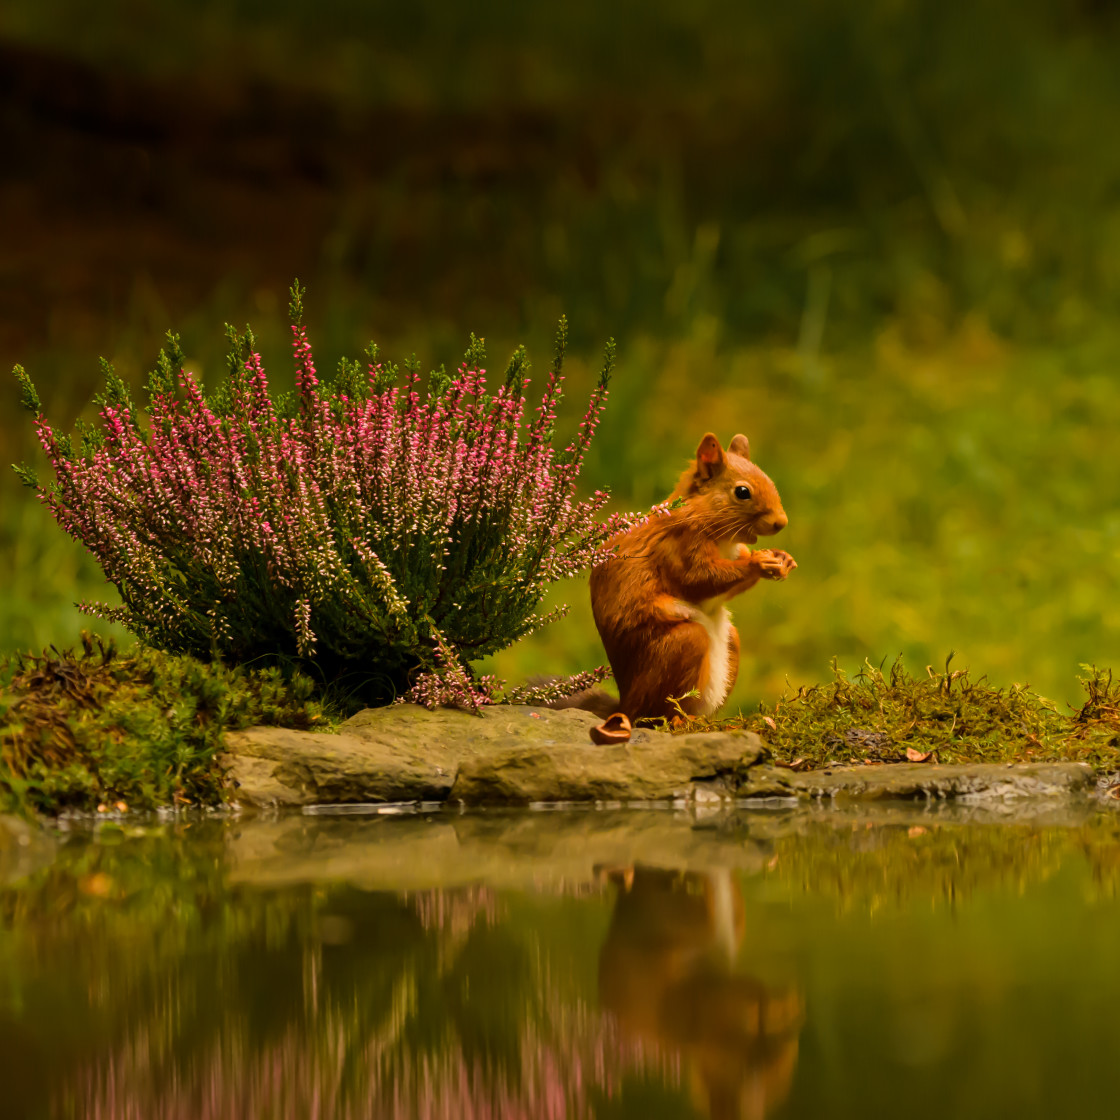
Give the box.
[673,599,733,715]
[670,539,743,716]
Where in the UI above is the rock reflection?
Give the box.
[599,865,803,1120]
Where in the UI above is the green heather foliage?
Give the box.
[0,633,324,814]
[694,656,1120,771]
[13,287,627,707]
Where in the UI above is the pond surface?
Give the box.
[3,804,1120,1120]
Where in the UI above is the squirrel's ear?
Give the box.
[694,432,727,481]
[728,433,751,461]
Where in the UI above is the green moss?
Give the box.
[0,633,329,816]
[690,657,1120,771]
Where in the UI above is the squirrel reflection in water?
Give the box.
[598,865,803,1120]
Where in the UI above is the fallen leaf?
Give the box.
[908,826,928,837]
[763,716,777,731]
[906,747,934,763]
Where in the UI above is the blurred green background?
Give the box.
[2,0,1119,709]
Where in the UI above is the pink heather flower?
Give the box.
[14,291,641,705]
[72,969,679,1120]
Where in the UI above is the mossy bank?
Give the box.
[3,639,1120,817]
[0,635,325,816]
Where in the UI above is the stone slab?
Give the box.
[767,761,1095,802]
[448,731,765,805]
[224,704,703,808]
[223,705,1099,810]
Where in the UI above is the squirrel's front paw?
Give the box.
[755,549,797,580]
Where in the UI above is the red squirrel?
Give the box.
[590,432,795,723]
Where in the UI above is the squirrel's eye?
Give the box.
[734,485,752,501]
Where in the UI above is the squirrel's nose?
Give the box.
[762,511,788,534]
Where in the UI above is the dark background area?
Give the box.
[3,0,1120,707]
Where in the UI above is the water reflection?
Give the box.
[5,810,1120,1120]
[599,866,802,1120]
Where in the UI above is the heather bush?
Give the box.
[12,285,629,707]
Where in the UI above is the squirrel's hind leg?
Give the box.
[620,621,712,722]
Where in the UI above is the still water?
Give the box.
[3,804,1120,1120]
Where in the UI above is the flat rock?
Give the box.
[223,705,1098,810]
[224,723,458,807]
[226,704,757,808]
[449,731,765,805]
[762,761,1095,801]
